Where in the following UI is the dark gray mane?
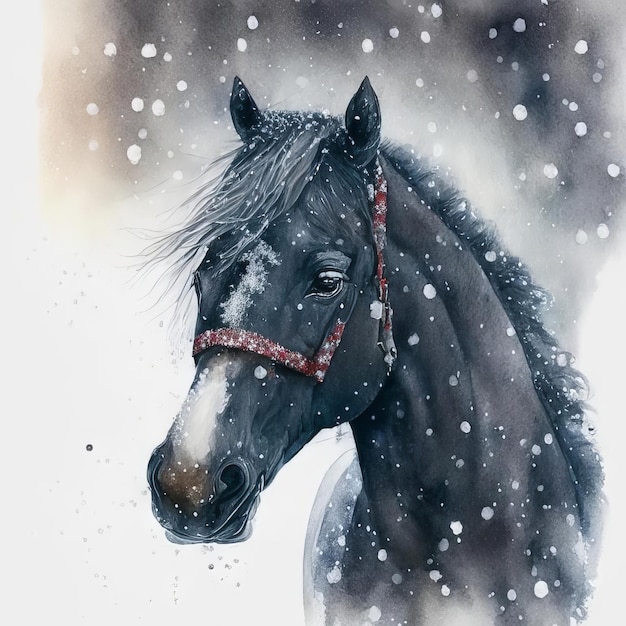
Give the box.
[381,142,604,537]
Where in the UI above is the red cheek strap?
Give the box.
[192,320,346,383]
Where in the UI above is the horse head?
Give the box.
[147,77,391,544]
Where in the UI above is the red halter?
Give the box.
[192,160,394,383]
[193,321,346,383]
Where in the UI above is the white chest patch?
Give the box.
[171,357,236,462]
[220,240,280,327]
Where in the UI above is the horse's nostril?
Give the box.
[217,462,248,500]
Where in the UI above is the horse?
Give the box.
[146,76,604,625]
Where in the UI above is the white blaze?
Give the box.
[220,241,280,327]
[172,358,234,462]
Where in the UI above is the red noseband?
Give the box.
[193,321,346,383]
[192,159,394,383]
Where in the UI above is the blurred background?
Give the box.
[3,1,625,624]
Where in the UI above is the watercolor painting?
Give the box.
[4,1,625,625]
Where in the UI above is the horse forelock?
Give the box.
[379,142,603,535]
[143,110,356,344]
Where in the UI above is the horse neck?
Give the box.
[349,157,580,563]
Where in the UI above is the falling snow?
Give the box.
[131,97,144,112]
[513,104,528,121]
[327,566,342,584]
[127,144,142,164]
[543,163,559,179]
[254,366,268,380]
[534,580,549,598]
[362,38,374,53]
[370,300,383,319]
[368,606,382,622]
[513,18,526,33]
[574,39,588,54]
[574,122,587,137]
[423,284,436,299]
[141,43,157,58]
[151,99,165,116]
[575,229,588,245]
[607,163,620,178]
[103,42,117,57]
[481,506,494,520]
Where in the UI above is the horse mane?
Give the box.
[380,141,604,536]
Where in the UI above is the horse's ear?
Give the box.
[344,77,381,166]
[230,76,262,140]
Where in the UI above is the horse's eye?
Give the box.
[307,270,345,298]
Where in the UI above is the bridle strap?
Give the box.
[192,157,395,382]
[372,160,397,368]
[193,321,346,383]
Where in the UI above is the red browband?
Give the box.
[192,159,394,382]
[193,321,346,383]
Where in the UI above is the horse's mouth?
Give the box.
[158,477,263,545]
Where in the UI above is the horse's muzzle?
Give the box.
[147,450,263,544]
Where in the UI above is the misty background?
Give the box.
[3,1,624,624]
[41,0,625,343]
